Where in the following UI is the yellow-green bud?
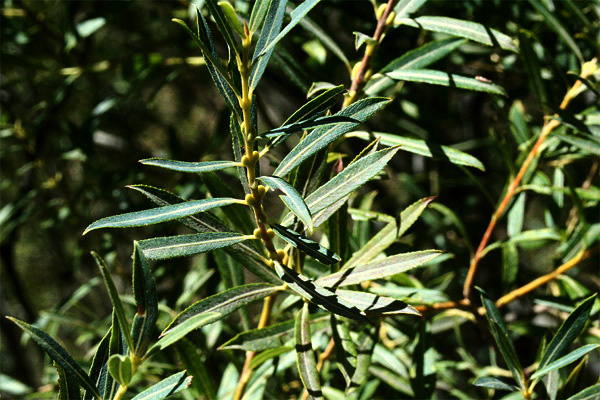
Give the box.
[245,193,255,205]
[257,185,267,197]
[241,155,252,167]
[351,61,362,80]
[252,151,260,161]
[266,229,275,239]
[385,10,396,25]
[276,249,286,260]
[376,3,387,19]
[218,1,244,35]
[253,228,262,239]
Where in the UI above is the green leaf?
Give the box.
[248,346,294,370]
[218,1,244,35]
[204,0,240,54]
[274,262,372,323]
[261,116,358,138]
[394,0,429,19]
[104,312,121,399]
[7,317,102,400]
[537,295,596,373]
[270,223,340,264]
[555,133,600,157]
[518,30,549,109]
[250,0,287,90]
[334,290,421,316]
[258,176,313,232]
[347,131,485,171]
[273,97,391,177]
[386,69,506,96]
[221,314,330,351]
[249,0,273,33]
[137,232,250,260]
[128,185,280,284]
[257,0,321,59]
[507,193,526,237]
[526,0,583,63]
[84,197,242,234]
[56,362,82,400]
[295,145,401,226]
[478,289,524,389]
[317,250,443,287]
[531,344,599,380]
[284,85,346,125]
[107,354,132,386]
[85,329,110,400]
[398,16,518,52]
[152,312,222,351]
[92,252,134,353]
[175,339,217,400]
[473,377,518,391]
[342,220,397,272]
[295,302,324,400]
[131,243,158,356]
[366,38,466,95]
[131,371,192,400]
[231,116,251,194]
[346,325,376,398]
[163,283,279,333]
[297,15,351,72]
[139,159,239,173]
[331,316,356,385]
[568,384,600,400]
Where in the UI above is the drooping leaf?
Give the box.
[334,289,421,316]
[175,339,217,400]
[249,0,287,90]
[347,131,485,171]
[139,159,239,173]
[137,232,250,260]
[257,0,321,59]
[473,377,519,391]
[131,371,192,400]
[398,16,518,52]
[107,354,132,386]
[531,344,600,381]
[270,223,339,264]
[274,262,372,323]
[204,0,240,54]
[537,295,596,373]
[163,283,279,333]
[7,317,102,400]
[258,176,313,232]
[316,250,443,287]
[295,302,324,400]
[394,0,429,19]
[261,116,358,138]
[130,243,158,356]
[273,97,391,177]
[127,185,280,284]
[478,288,524,389]
[92,252,134,353]
[221,314,330,351]
[152,312,222,351]
[84,197,242,234]
[386,69,506,96]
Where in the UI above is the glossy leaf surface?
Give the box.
[137,232,249,260]
[140,159,239,173]
[386,69,506,96]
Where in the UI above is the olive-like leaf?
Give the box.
[248,346,295,370]
[85,329,110,400]
[397,16,518,52]
[347,131,485,171]
[83,198,242,234]
[386,69,506,96]
[258,176,313,232]
[295,302,324,400]
[151,312,222,351]
[204,0,239,54]
[284,84,346,125]
[273,97,391,177]
[131,243,158,356]
[531,344,600,381]
[473,377,519,391]
[261,116,358,138]
[270,223,339,264]
[7,317,102,400]
[568,383,600,400]
[131,371,192,400]
[335,290,421,316]
[139,159,239,173]
[137,232,249,260]
[394,0,428,19]
[274,262,372,323]
[55,363,81,400]
[249,0,272,33]
[175,339,217,400]
[317,250,443,288]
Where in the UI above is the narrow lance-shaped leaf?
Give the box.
[335,289,421,316]
[347,131,485,171]
[151,312,222,352]
[397,16,518,52]
[473,377,519,391]
[317,250,443,288]
[537,294,596,373]
[394,0,429,19]
[386,69,506,96]
[131,371,192,400]
[85,329,111,400]
[274,262,372,324]
[249,0,273,33]
[130,243,158,356]
[258,176,313,232]
[83,198,243,234]
[92,252,135,353]
[204,0,240,55]
[261,116,358,138]
[7,317,102,400]
[295,302,324,400]
[137,232,250,260]
[249,0,287,90]
[139,159,240,173]
[175,339,217,400]
[531,344,600,381]
[346,325,377,398]
[273,97,391,177]
[55,362,82,400]
[270,223,339,264]
[102,312,121,399]
[567,383,600,400]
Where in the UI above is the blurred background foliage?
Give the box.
[1,0,598,398]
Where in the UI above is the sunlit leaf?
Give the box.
[271,223,339,264]
[258,176,313,232]
[249,0,273,33]
[295,302,324,399]
[204,0,239,54]
[137,232,249,260]
[531,344,600,380]
[131,371,192,400]
[261,116,358,138]
[248,346,294,370]
[386,69,506,96]
[394,0,429,19]
[473,377,518,391]
[335,289,421,316]
[107,354,132,386]
[568,383,600,400]
[152,312,222,351]
[175,339,216,400]
[131,243,158,357]
[140,159,239,173]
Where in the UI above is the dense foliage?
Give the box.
[2,1,599,399]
